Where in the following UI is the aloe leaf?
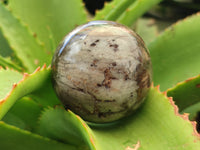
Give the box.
[0,65,50,119]
[94,0,121,20]
[148,12,200,91]
[91,87,200,150]
[117,0,162,26]
[94,0,162,27]
[167,75,200,120]
[38,107,99,150]
[135,17,174,45]
[8,0,87,52]
[2,97,43,131]
[94,0,136,21]
[0,55,23,71]
[0,3,51,72]
[0,121,76,150]
[135,18,159,45]
[30,71,61,107]
[0,30,13,57]
[0,68,23,99]
[37,87,200,149]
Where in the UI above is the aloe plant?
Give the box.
[0,0,200,149]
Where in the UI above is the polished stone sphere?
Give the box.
[51,21,152,123]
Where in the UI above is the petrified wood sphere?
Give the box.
[52,21,152,123]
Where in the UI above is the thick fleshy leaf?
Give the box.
[0,68,23,100]
[94,0,162,27]
[167,75,200,120]
[135,18,159,45]
[148,12,200,91]
[117,0,162,26]
[0,55,23,71]
[0,30,13,57]
[94,0,136,21]
[30,72,61,108]
[0,30,24,69]
[2,97,43,131]
[0,121,76,150]
[37,87,200,149]
[8,0,87,52]
[0,65,51,119]
[0,3,51,72]
[91,87,200,150]
[38,107,99,150]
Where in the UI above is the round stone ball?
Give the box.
[51,20,152,123]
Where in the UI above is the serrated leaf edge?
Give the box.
[154,84,200,139]
[166,74,200,93]
[0,120,73,146]
[0,64,48,105]
[0,3,51,71]
[69,110,97,148]
[37,107,100,150]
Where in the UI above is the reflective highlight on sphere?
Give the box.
[51,21,152,123]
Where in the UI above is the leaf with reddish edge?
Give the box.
[30,70,61,108]
[148,12,200,91]
[0,121,77,150]
[91,86,200,150]
[167,75,200,120]
[37,86,200,150]
[38,107,100,150]
[0,64,51,120]
[0,67,23,101]
[2,97,43,132]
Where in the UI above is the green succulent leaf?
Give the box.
[0,65,50,120]
[148,12,200,91]
[36,87,200,150]
[0,68,23,100]
[0,55,23,71]
[91,86,200,150]
[0,121,76,150]
[8,0,87,52]
[30,71,61,108]
[38,107,99,150]
[94,0,121,20]
[0,1,200,149]
[135,18,159,45]
[0,30,13,57]
[2,97,43,131]
[94,0,136,21]
[94,0,162,27]
[167,75,200,120]
[0,3,51,72]
[117,0,163,26]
